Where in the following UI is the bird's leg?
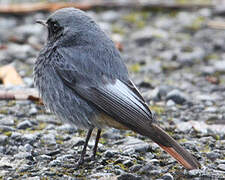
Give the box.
[77,127,94,166]
[91,128,101,160]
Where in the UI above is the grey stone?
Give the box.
[117,173,142,180]
[218,164,225,171]
[188,169,201,176]
[166,99,175,107]
[119,137,150,153]
[0,125,15,132]
[101,11,120,22]
[166,89,187,105]
[0,135,7,145]
[24,144,33,152]
[162,173,174,180]
[0,116,14,126]
[49,159,61,167]
[41,134,56,145]
[176,122,192,132]
[105,150,117,158]
[14,152,31,159]
[212,60,225,73]
[129,165,142,172]
[39,155,52,161]
[22,133,38,143]
[204,107,218,113]
[17,120,33,129]
[24,77,34,87]
[206,152,220,160]
[123,160,134,168]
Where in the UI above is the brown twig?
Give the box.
[207,20,225,29]
[0,1,213,14]
[0,88,41,102]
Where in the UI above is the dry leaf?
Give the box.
[0,65,24,86]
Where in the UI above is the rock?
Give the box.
[123,160,134,168]
[22,133,38,144]
[204,107,218,113]
[7,43,35,60]
[176,122,192,132]
[105,150,117,158]
[49,159,61,167]
[0,116,14,126]
[39,155,52,161]
[0,135,7,145]
[17,120,33,129]
[57,124,77,133]
[117,173,142,180]
[0,125,15,132]
[206,152,220,160]
[188,169,201,176]
[132,27,168,46]
[129,165,142,172]
[14,152,31,159]
[200,66,215,75]
[100,11,120,22]
[119,137,150,153]
[218,164,225,171]
[212,60,225,73]
[147,84,171,101]
[69,137,84,146]
[24,144,33,152]
[166,89,187,105]
[24,77,34,87]
[162,173,174,180]
[41,134,56,145]
[166,99,175,107]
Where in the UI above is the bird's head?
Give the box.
[36,8,102,46]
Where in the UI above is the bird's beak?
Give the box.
[36,19,47,27]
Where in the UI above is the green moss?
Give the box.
[123,11,149,29]
[0,109,8,114]
[150,105,165,115]
[112,25,125,35]
[201,144,211,153]
[213,134,220,140]
[4,131,12,137]
[116,163,128,171]
[178,138,187,143]
[99,138,107,144]
[7,101,16,107]
[129,63,141,73]
[205,53,219,61]
[189,16,205,31]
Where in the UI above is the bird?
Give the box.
[34,7,200,170]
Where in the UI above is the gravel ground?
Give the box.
[0,6,225,180]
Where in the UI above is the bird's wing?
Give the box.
[54,59,154,132]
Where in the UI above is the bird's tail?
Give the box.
[142,123,200,170]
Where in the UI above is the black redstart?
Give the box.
[34,8,200,169]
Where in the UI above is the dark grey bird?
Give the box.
[34,8,200,170]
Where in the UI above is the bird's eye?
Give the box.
[50,21,60,33]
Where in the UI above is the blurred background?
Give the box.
[0,0,225,179]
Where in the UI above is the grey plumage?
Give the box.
[34,8,200,169]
